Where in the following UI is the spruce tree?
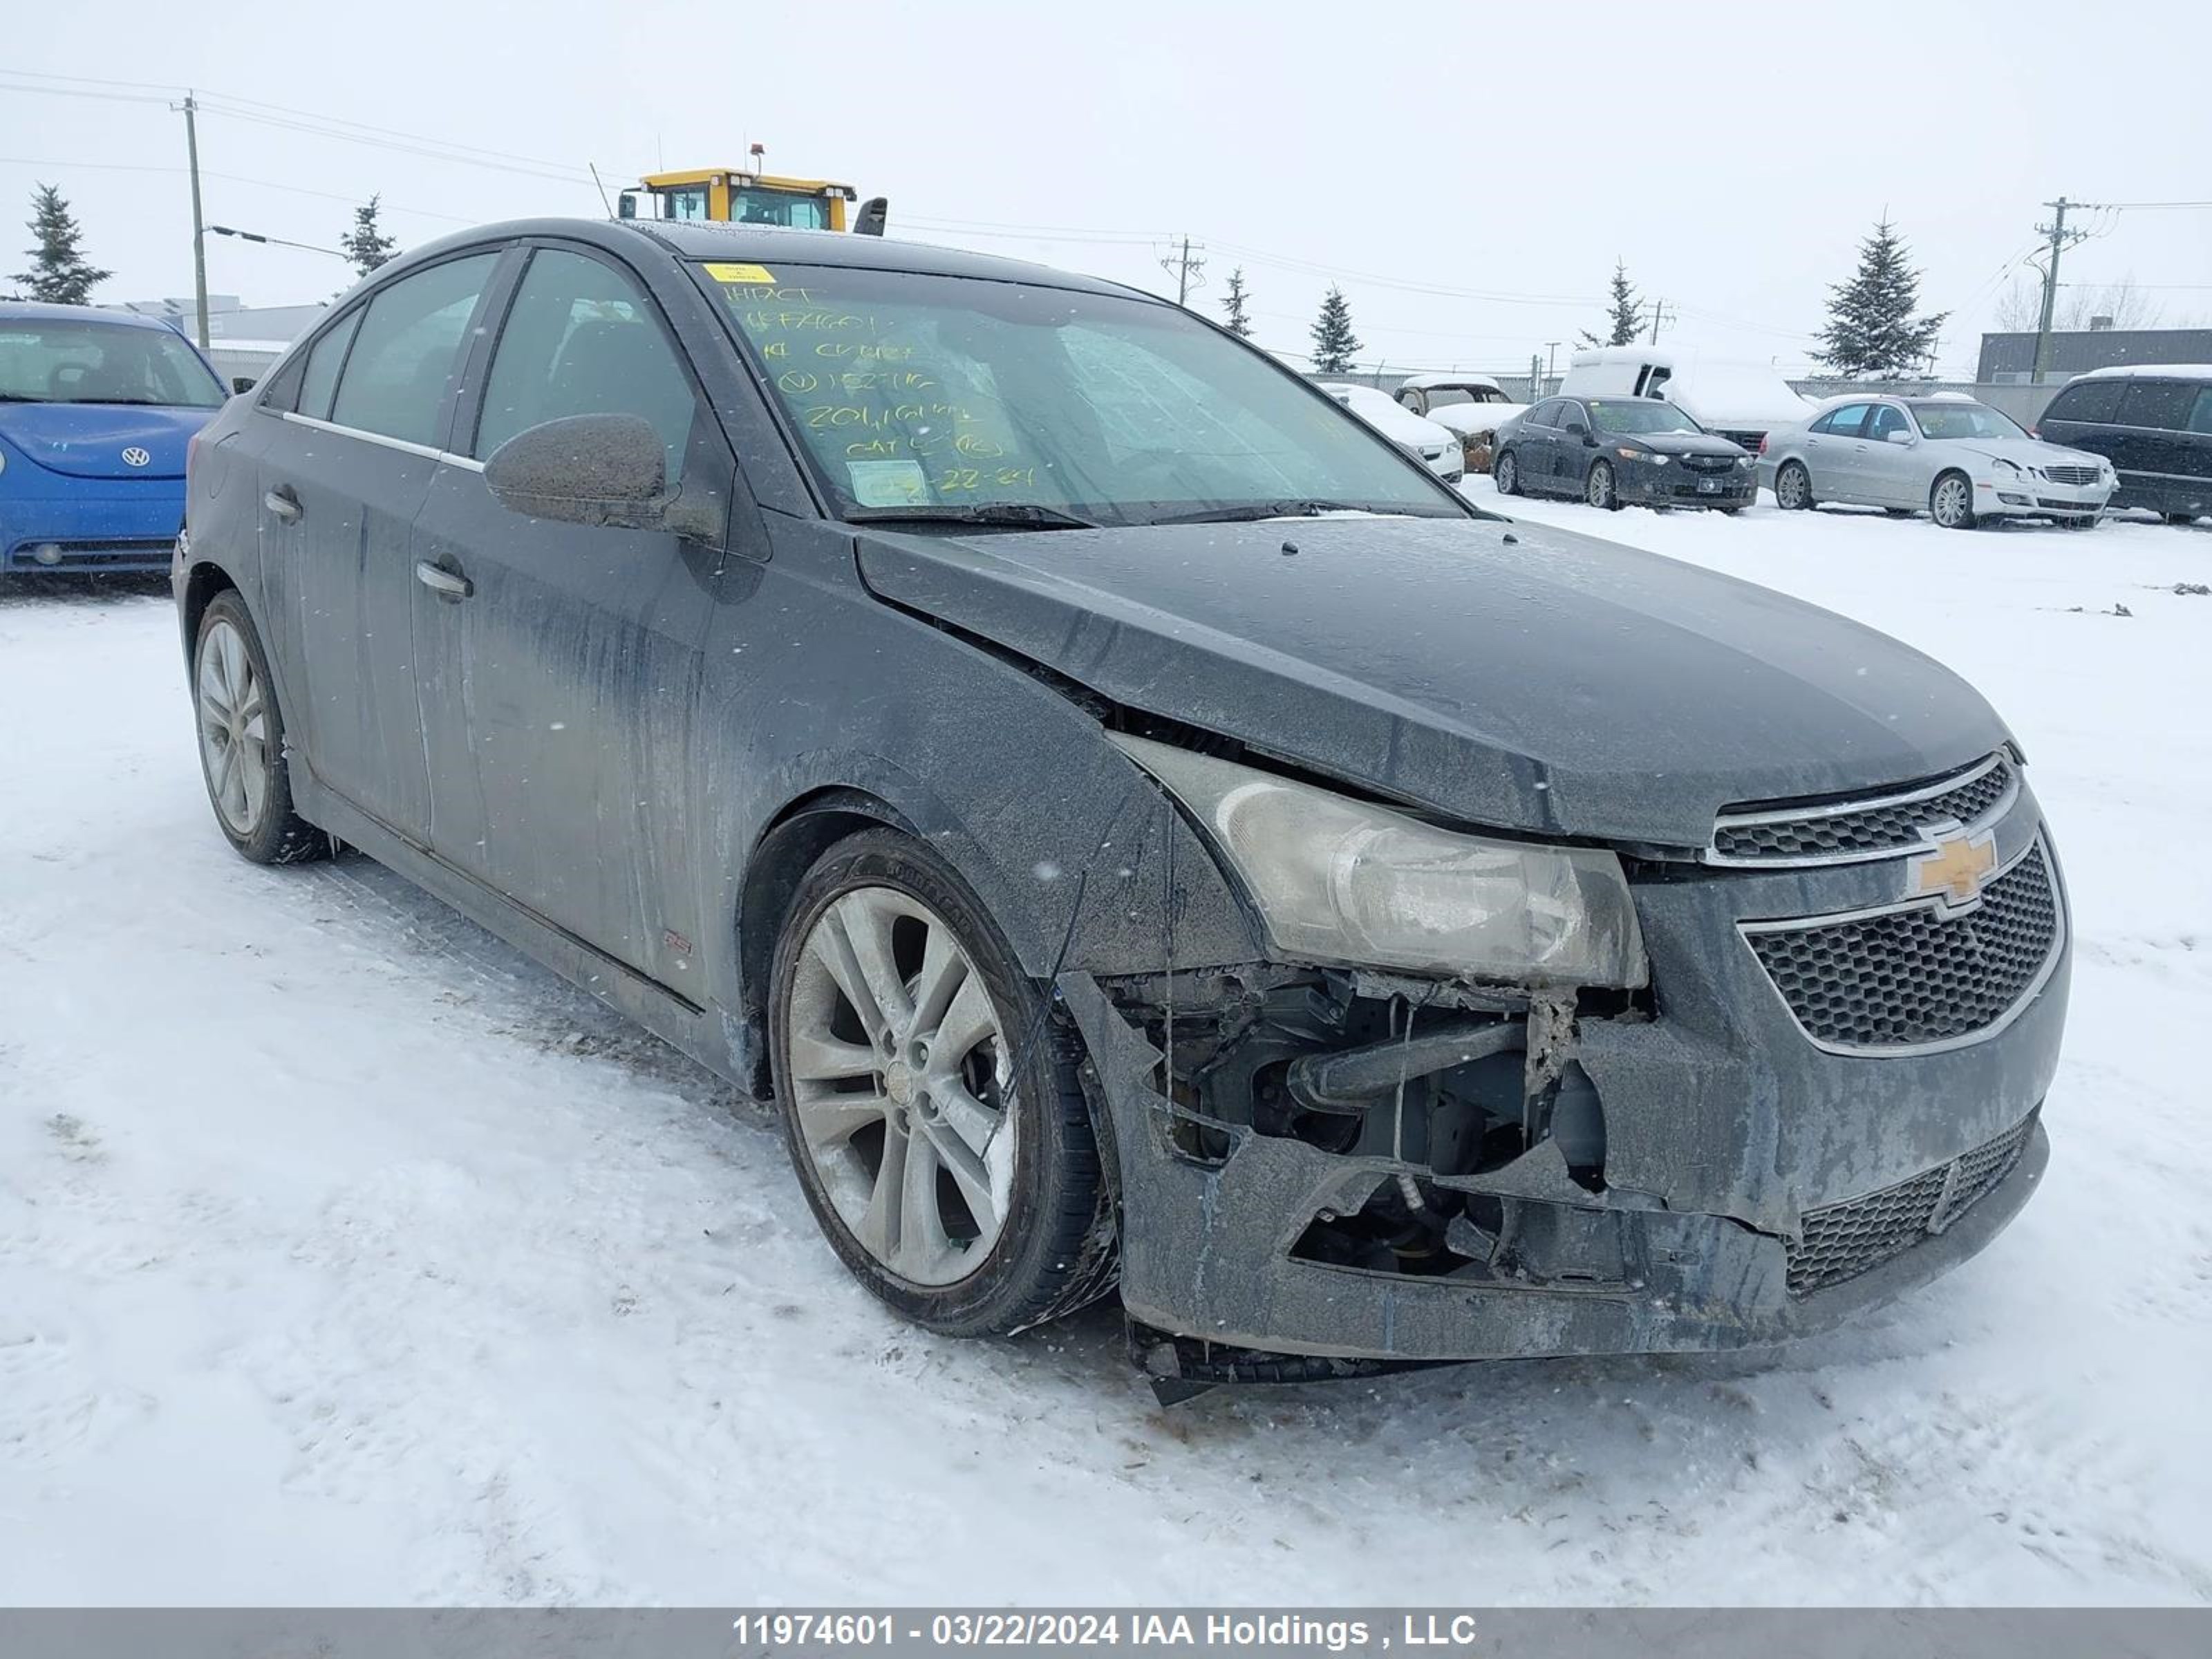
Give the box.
[1220,266,1254,337]
[1579,261,1641,348]
[341,196,398,277]
[1814,218,1947,378]
[13,185,111,306]
[1309,285,1360,374]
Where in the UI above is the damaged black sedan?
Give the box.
[176,219,2066,1391]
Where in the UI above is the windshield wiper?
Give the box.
[845,503,1100,531]
[1147,498,1417,525]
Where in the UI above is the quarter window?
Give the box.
[329,253,499,447]
[2186,388,2212,435]
[297,308,363,422]
[474,249,699,484]
[2043,379,2122,425]
[2117,379,2195,431]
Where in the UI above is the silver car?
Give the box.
[1761,393,2115,529]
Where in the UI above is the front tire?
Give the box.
[192,590,327,865]
[1773,460,1815,511]
[1493,449,1521,497]
[768,827,1116,1336]
[1584,458,1620,511]
[1931,471,1978,530]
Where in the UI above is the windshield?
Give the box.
[705,262,1466,526]
[1588,398,1702,435]
[731,187,832,229]
[1420,385,1506,409]
[1911,402,2027,441]
[0,319,226,408]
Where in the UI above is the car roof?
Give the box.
[2074,362,2212,383]
[366,217,1151,302]
[0,299,193,333]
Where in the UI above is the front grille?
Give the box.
[1717,428,1765,450]
[1787,1111,2038,1295]
[4,538,176,569]
[2043,465,2099,486]
[1745,841,2060,1051]
[1712,753,2014,863]
[2035,496,2098,512]
[1680,453,1736,473]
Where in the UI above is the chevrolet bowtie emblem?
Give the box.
[1909,830,1998,907]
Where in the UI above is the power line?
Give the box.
[0,155,477,225]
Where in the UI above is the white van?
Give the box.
[1560,346,1812,452]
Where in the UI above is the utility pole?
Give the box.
[1159,235,1206,306]
[1529,354,1543,402]
[1647,298,1667,345]
[176,91,210,349]
[1544,340,1562,386]
[2032,198,2090,384]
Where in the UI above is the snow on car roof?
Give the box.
[1398,372,1503,391]
[2074,362,2212,382]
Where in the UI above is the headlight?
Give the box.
[1112,735,1649,987]
[1735,454,1755,468]
[1993,456,2023,474]
[1618,446,1667,465]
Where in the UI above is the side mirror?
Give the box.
[617,191,639,221]
[484,413,723,542]
[1886,429,1918,446]
[1564,420,1591,442]
[853,196,890,236]
[231,375,257,395]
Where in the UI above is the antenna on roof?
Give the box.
[588,164,614,217]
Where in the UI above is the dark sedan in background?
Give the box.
[1493,394,1756,512]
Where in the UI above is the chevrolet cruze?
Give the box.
[175,219,2067,1394]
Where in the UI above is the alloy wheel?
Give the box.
[1586,460,1615,509]
[1933,476,1973,529]
[1776,464,1808,510]
[1494,452,1517,496]
[783,885,1015,1287]
[196,617,270,836]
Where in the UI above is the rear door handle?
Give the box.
[414,560,473,601]
[263,485,301,524]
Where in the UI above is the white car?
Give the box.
[1394,373,1528,474]
[1319,382,1464,482]
[1560,346,1812,453]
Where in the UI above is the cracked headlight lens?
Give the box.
[1113,735,1649,986]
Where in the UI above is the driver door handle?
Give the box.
[414,560,473,601]
[263,485,301,525]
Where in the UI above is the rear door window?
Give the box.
[297,308,364,422]
[1815,404,1871,437]
[2117,379,2195,431]
[330,253,500,447]
[2186,388,2212,435]
[474,247,700,484]
[2042,379,2122,425]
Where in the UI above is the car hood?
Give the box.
[0,401,214,480]
[1613,431,1745,459]
[854,514,2009,847]
[1946,436,2104,471]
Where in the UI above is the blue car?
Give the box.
[0,301,232,575]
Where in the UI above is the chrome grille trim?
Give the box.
[1738,834,2065,1058]
[1706,751,2018,868]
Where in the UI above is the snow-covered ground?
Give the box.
[3,496,2209,1607]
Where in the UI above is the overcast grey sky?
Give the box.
[6,0,2208,375]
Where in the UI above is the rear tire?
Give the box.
[1774,460,1815,511]
[1584,459,1620,511]
[1931,471,1978,530]
[192,590,328,865]
[767,827,1117,1337]
[1493,449,1521,497]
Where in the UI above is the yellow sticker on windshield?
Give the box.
[704,262,777,285]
